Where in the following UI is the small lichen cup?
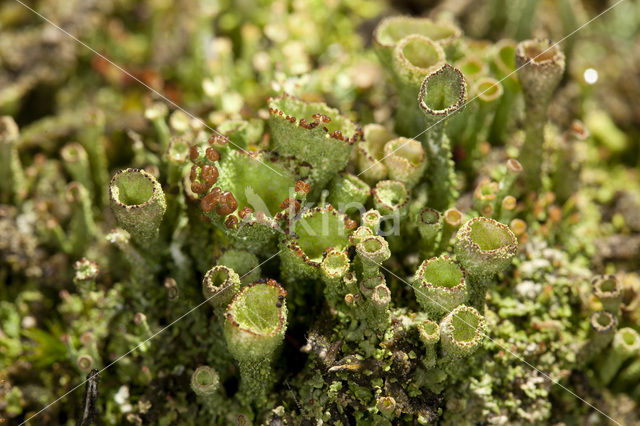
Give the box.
[109,168,167,246]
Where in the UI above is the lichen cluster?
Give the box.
[2,0,640,425]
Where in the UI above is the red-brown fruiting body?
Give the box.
[189,145,199,162]
[295,180,311,194]
[201,164,219,185]
[206,147,220,162]
[281,197,301,213]
[238,206,254,219]
[191,181,207,194]
[216,191,238,216]
[225,215,239,228]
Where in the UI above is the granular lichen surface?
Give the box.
[1,1,640,425]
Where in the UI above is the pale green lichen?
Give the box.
[223,280,287,403]
[413,255,468,319]
[418,64,467,210]
[109,168,167,246]
[515,39,566,190]
[4,3,640,425]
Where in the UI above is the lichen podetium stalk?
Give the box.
[417,320,440,369]
[552,120,588,204]
[412,255,468,320]
[460,78,503,170]
[413,208,442,257]
[454,217,517,312]
[0,116,25,205]
[592,275,622,316]
[356,235,391,279]
[202,265,241,318]
[577,310,617,366]
[190,366,221,412]
[223,280,287,405]
[515,39,565,190]
[390,35,445,137]
[418,64,467,211]
[435,208,463,255]
[489,40,520,144]
[440,305,486,359]
[109,168,167,247]
[598,328,640,385]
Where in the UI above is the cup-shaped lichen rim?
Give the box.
[614,328,640,353]
[457,217,517,255]
[203,265,240,296]
[502,196,517,211]
[443,208,463,227]
[191,366,219,395]
[473,77,504,102]
[60,142,86,163]
[442,305,485,346]
[474,179,499,202]
[109,168,161,210]
[416,255,466,294]
[506,158,523,174]
[371,284,391,305]
[282,205,352,267]
[377,396,396,414]
[225,279,287,338]
[372,180,410,212]
[268,93,362,144]
[359,124,393,162]
[456,55,487,81]
[515,39,565,69]
[419,208,441,226]
[77,354,94,371]
[338,172,371,196]
[350,225,375,246]
[357,235,389,263]
[592,275,621,299]
[66,182,88,204]
[322,248,350,278]
[590,311,617,333]
[418,64,467,117]
[167,137,190,163]
[418,319,440,343]
[509,218,527,236]
[393,34,445,76]
[373,16,461,49]
[218,119,248,136]
[363,209,382,226]
[492,39,517,81]
[383,137,426,168]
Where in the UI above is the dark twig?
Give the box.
[77,369,99,426]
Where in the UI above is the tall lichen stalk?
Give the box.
[515,39,566,190]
